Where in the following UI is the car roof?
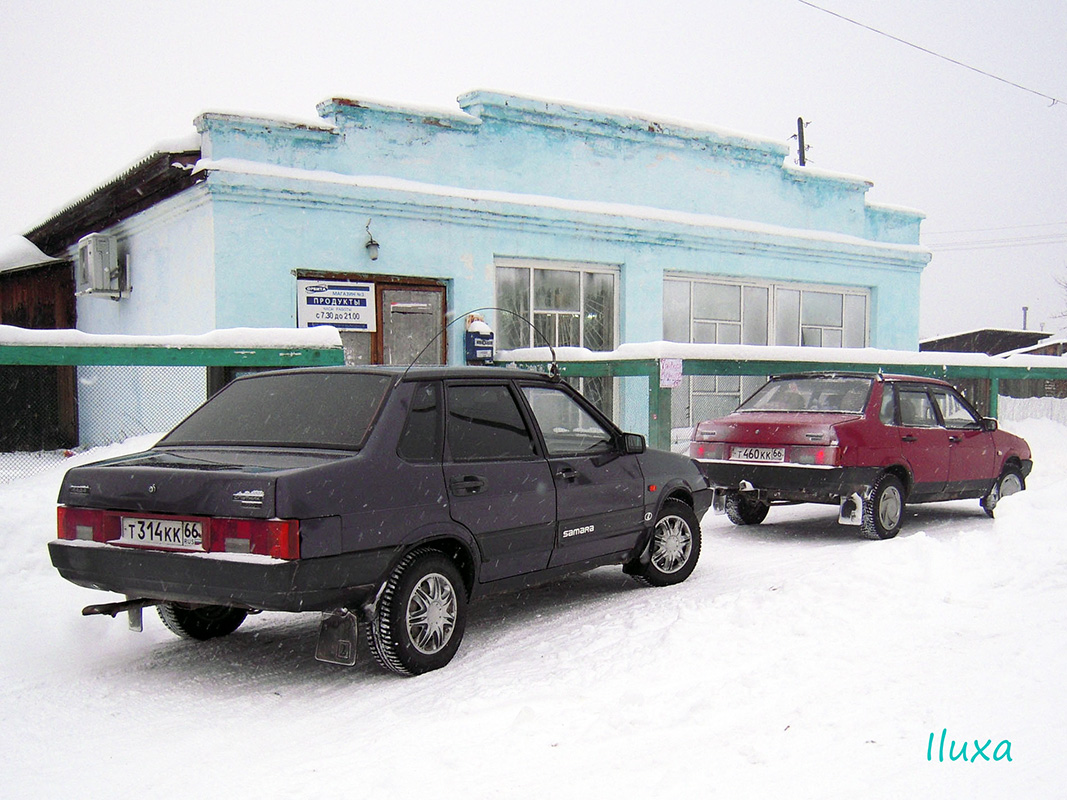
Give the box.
[769,371,952,387]
[235,364,557,383]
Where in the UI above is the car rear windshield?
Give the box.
[159,371,393,449]
[738,376,873,414]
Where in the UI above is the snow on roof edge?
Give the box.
[197,158,929,258]
[0,236,61,273]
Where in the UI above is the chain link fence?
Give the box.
[1,364,207,483]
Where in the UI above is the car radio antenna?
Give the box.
[399,306,559,384]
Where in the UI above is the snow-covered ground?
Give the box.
[2,416,1065,799]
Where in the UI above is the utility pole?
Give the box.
[797,117,806,166]
[1022,306,1029,330]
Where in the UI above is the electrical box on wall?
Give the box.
[76,233,129,299]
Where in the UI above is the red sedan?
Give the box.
[690,372,1032,539]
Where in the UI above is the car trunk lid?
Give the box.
[57,447,350,519]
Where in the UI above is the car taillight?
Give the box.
[790,446,840,466]
[57,506,119,542]
[57,507,300,560]
[207,518,300,559]
[690,442,726,460]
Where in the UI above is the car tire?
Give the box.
[981,467,1025,518]
[632,499,702,586]
[860,473,905,540]
[364,548,468,676]
[724,492,770,526]
[157,603,248,640]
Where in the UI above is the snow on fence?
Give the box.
[0,325,344,482]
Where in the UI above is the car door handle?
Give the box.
[901,435,918,443]
[948,435,962,443]
[449,476,486,496]
[555,466,578,482]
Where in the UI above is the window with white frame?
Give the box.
[664,275,869,435]
[496,258,618,413]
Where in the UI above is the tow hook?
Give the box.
[82,597,159,632]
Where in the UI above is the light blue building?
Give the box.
[26,90,929,441]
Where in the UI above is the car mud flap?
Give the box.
[839,492,864,526]
[315,609,359,666]
[711,488,727,515]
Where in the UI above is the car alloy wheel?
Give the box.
[631,499,702,586]
[405,572,458,655]
[364,548,468,676]
[651,514,693,574]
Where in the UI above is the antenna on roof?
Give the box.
[399,306,559,384]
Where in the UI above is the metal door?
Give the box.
[380,287,446,366]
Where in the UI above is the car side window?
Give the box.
[897,388,940,428]
[397,382,441,461]
[879,385,897,425]
[445,384,537,461]
[521,385,614,457]
[930,387,982,429]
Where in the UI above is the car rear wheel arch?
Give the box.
[389,535,477,600]
[880,464,913,500]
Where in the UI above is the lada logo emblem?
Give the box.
[148,484,157,493]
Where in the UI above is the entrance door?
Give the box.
[380,286,446,366]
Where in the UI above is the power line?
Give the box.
[927,234,1067,252]
[924,221,1067,238]
[794,0,1066,107]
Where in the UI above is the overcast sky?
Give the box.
[2,0,1064,339]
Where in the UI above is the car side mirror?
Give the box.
[982,417,998,432]
[622,432,646,454]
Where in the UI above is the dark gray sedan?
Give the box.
[50,366,711,675]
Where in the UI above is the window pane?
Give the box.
[898,389,939,428]
[161,372,392,450]
[801,327,822,347]
[693,283,741,322]
[742,286,769,345]
[663,280,690,342]
[397,382,440,461]
[802,291,843,327]
[534,269,580,311]
[522,385,612,456]
[692,321,718,343]
[932,388,980,428]
[775,289,800,345]
[718,323,741,344]
[558,313,580,347]
[583,272,615,351]
[446,385,536,461]
[843,295,867,348]
[533,313,554,347]
[880,386,896,424]
[823,328,842,348]
[496,267,530,349]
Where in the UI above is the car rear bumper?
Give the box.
[48,539,394,612]
[694,459,883,503]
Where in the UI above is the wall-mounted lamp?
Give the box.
[365,220,380,261]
